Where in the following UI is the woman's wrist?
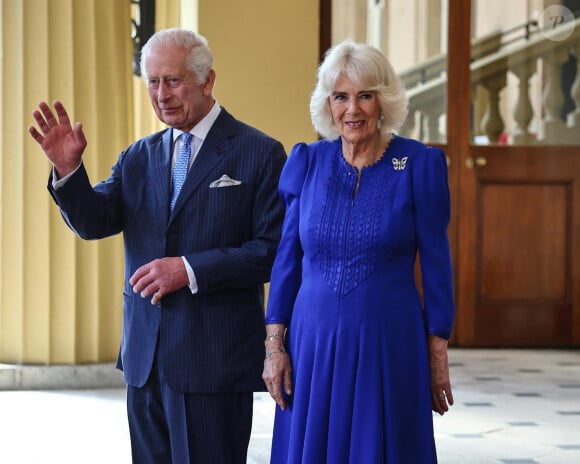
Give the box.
[265,347,287,358]
[265,324,286,341]
[264,324,287,357]
[266,330,285,342]
[265,337,285,350]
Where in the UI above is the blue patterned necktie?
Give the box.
[170,132,193,210]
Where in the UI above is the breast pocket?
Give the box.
[205,184,253,236]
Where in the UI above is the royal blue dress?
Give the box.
[265,136,455,463]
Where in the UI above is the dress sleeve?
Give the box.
[412,146,455,339]
[265,142,309,325]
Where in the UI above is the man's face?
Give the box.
[144,45,215,131]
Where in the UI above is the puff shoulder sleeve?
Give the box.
[264,142,310,325]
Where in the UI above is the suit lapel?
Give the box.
[149,129,174,221]
[168,109,236,221]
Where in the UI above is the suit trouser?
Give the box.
[126,357,253,464]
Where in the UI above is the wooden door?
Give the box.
[452,0,580,347]
[456,145,580,346]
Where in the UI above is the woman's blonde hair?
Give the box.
[310,40,408,141]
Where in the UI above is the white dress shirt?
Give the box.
[173,100,221,293]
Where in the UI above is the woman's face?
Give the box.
[329,74,381,145]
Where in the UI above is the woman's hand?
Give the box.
[262,324,293,410]
[428,334,454,415]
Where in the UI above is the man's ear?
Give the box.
[203,69,216,96]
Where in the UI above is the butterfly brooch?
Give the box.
[392,157,408,171]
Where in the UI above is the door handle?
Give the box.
[465,157,487,168]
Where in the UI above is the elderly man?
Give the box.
[29,28,286,463]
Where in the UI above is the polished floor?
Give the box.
[0,349,579,463]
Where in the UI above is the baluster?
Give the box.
[566,43,580,142]
[399,108,417,139]
[510,60,537,144]
[480,72,506,143]
[539,49,569,143]
[471,82,481,143]
[423,94,445,143]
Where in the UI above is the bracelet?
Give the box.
[265,348,287,358]
[266,331,285,342]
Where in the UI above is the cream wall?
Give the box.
[136,0,319,151]
[331,0,445,73]
[199,0,319,151]
[0,0,319,365]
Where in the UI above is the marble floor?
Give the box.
[0,348,578,463]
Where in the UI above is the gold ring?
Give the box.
[154,291,163,299]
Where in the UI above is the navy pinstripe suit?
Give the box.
[48,107,286,457]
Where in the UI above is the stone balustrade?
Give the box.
[400,17,580,145]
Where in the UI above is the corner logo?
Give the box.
[539,5,575,42]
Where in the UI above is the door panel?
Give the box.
[458,145,580,346]
[480,183,567,300]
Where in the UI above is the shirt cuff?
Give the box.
[181,256,198,294]
[52,163,83,190]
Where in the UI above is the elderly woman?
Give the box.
[262,40,455,463]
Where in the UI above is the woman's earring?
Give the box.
[377,112,385,130]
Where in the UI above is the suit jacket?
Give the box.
[49,107,287,392]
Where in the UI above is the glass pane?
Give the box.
[331,0,448,144]
[471,0,580,145]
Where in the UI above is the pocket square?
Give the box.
[209,174,242,188]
